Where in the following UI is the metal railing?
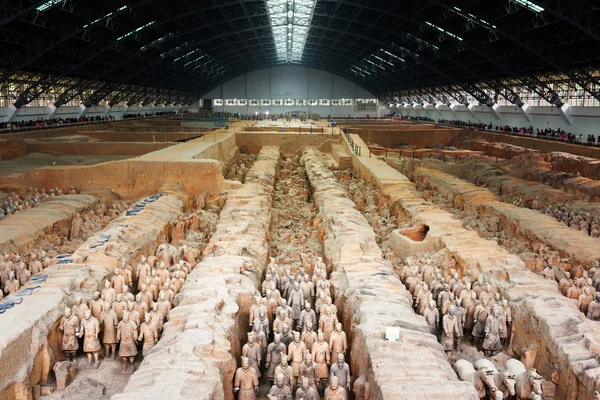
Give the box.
[0,115,165,135]
[342,128,362,156]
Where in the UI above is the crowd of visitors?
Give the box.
[436,118,597,145]
[0,115,114,131]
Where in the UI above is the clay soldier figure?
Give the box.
[472,298,490,348]
[157,291,171,321]
[266,333,287,382]
[127,302,141,327]
[133,293,148,323]
[4,271,20,295]
[422,300,440,334]
[112,293,128,321]
[499,299,512,346]
[288,281,305,326]
[242,332,262,378]
[301,323,318,352]
[442,307,458,357]
[311,331,330,383]
[454,299,466,350]
[324,374,347,400]
[281,323,293,348]
[116,312,138,372]
[59,307,79,362]
[275,354,294,389]
[256,308,270,338]
[319,307,337,343]
[72,296,90,323]
[329,322,348,362]
[88,291,104,320]
[295,376,319,400]
[329,354,351,392]
[298,351,319,390]
[137,256,151,290]
[99,303,119,360]
[252,320,268,356]
[234,357,259,400]
[101,280,116,304]
[299,302,317,333]
[299,275,315,306]
[249,295,265,327]
[111,268,126,295]
[288,331,308,387]
[78,309,101,368]
[70,213,84,241]
[29,253,43,275]
[274,309,290,334]
[587,293,600,320]
[483,306,503,356]
[268,372,293,400]
[138,313,158,356]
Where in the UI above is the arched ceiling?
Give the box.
[1,0,599,107]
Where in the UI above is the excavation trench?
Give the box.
[300,147,477,399]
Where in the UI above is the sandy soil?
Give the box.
[0,153,131,176]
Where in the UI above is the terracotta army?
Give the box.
[274,309,291,335]
[301,323,318,352]
[329,322,348,362]
[29,253,43,275]
[299,302,317,333]
[483,306,504,356]
[249,296,265,327]
[442,307,459,357]
[157,291,171,320]
[234,357,259,400]
[71,296,89,322]
[299,275,315,306]
[70,213,84,241]
[295,376,319,400]
[88,292,104,320]
[266,333,287,381]
[99,303,119,360]
[148,302,164,333]
[329,354,351,391]
[101,280,116,304]
[242,332,262,378]
[288,281,305,326]
[59,307,79,361]
[319,308,337,343]
[587,293,600,320]
[4,271,20,295]
[274,354,294,389]
[422,300,440,334]
[256,308,270,337]
[288,331,308,387]
[298,351,319,390]
[324,374,347,400]
[311,331,330,382]
[127,302,141,327]
[117,312,138,372]
[268,373,293,400]
[78,309,101,368]
[121,285,134,303]
[138,313,158,356]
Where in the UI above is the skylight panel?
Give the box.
[266,0,317,63]
[36,0,62,12]
[513,0,544,13]
[450,7,497,31]
[425,21,463,41]
[116,21,155,41]
[84,6,128,29]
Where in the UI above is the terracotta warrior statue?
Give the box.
[234,356,259,400]
[296,376,319,400]
[324,374,347,400]
[59,307,79,361]
[138,313,158,356]
[298,351,319,390]
[288,331,308,387]
[329,322,347,362]
[311,331,330,383]
[99,303,118,360]
[268,372,293,400]
[266,333,287,382]
[88,291,104,320]
[78,309,101,368]
[274,354,294,389]
[483,305,504,356]
[329,354,351,392]
[242,332,262,378]
[116,311,138,372]
[70,212,84,241]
